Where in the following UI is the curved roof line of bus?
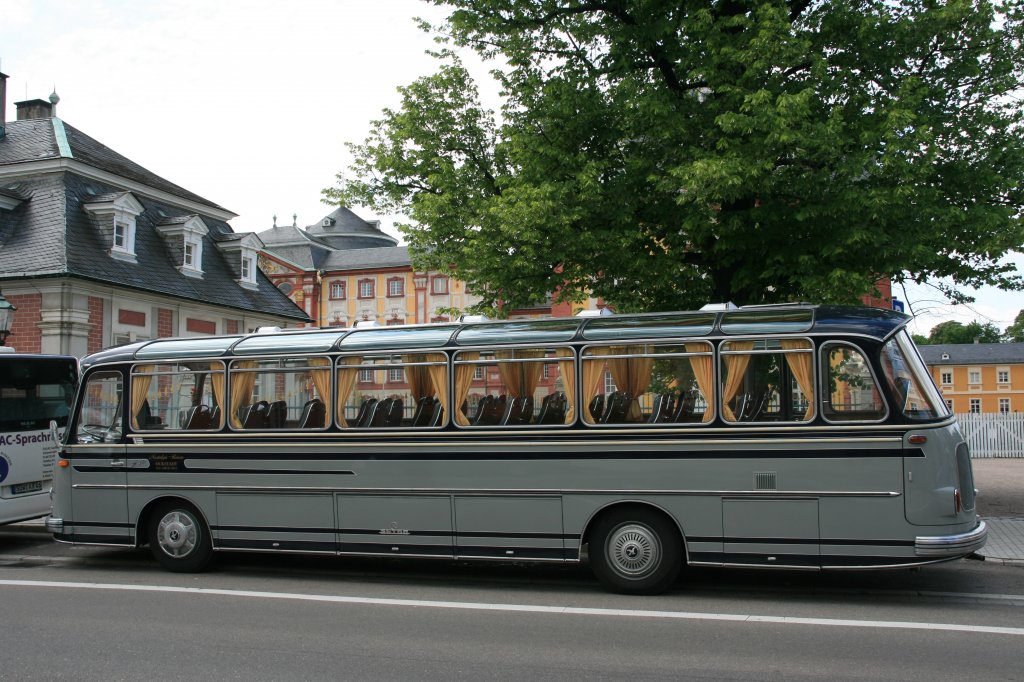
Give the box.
[79,303,909,368]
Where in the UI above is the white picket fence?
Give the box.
[955,413,1024,458]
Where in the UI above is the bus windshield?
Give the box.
[880,331,949,420]
[0,357,78,431]
[0,355,78,525]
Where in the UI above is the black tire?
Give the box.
[147,501,213,572]
[589,508,683,595]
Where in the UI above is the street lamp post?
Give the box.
[0,287,16,347]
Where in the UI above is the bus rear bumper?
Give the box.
[915,521,987,557]
[44,516,63,533]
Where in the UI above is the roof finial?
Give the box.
[292,213,297,227]
[272,214,277,227]
[49,87,60,117]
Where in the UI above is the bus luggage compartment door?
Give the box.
[455,495,565,561]
[723,498,819,567]
[337,494,454,558]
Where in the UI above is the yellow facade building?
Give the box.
[919,343,1024,414]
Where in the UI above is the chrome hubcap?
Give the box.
[607,523,660,578]
[156,511,197,558]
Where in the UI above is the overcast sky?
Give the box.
[3,0,1020,335]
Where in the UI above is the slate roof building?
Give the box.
[918,342,1024,414]
[0,72,310,356]
[258,207,485,327]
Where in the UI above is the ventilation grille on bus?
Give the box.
[754,472,777,490]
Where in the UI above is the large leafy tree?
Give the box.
[1005,310,1024,342]
[325,0,1024,315]
[928,319,1003,344]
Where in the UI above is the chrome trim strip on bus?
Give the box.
[70,483,902,497]
[108,436,905,453]
[914,521,987,557]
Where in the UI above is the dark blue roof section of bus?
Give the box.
[232,330,344,355]
[582,313,717,340]
[808,305,908,339]
[338,325,460,351]
[455,319,581,345]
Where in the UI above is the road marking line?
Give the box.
[2,579,1023,636]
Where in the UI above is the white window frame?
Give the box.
[359,279,375,299]
[999,398,1010,414]
[997,367,1010,384]
[969,398,981,414]
[968,368,981,385]
[940,371,952,385]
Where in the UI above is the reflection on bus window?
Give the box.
[821,344,886,422]
[581,343,714,426]
[881,334,946,420]
[75,371,123,443]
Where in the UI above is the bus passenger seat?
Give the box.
[298,399,326,428]
[267,400,287,429]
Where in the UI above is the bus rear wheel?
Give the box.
[148,501,212,572]
[589,508,682,595]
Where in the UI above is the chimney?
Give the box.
[0,71,7,139]
[15,98,53,120]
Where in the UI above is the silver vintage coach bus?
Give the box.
[46,304,986,594]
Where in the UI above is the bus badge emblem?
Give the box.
[379,521,409,535]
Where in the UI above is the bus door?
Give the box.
[65,370,131,545]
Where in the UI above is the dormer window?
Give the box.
[156,215,208,278]
[214,231,264,291]
[184,238,202,269]
[83,192,144,263]
[114,220,133,251]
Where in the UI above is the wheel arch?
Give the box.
[579,500,689,562]
[135,495,212,548]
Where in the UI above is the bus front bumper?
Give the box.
[915,521,987,557]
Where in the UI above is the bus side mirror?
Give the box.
[49,419,61,448]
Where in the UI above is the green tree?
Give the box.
[928,319,1003,344]
[325,1,1024,315]
[1004,310,1024,342]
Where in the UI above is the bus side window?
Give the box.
[338,353,447,429]
[581,343,714,426]
[720,339,815,423]
[820,344,886,422]
[454,348,574,427]
[74,371,123,444]
[132,362,226,432]
[230,358,332,431]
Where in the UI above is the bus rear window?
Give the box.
[880,332,949,420]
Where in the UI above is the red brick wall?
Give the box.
[158,308,173,338]
[87,296,104,354]
[118,309,146,327]
[186,318,216,335]
[5,293,42,353]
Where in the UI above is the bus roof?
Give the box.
[80,304,909,368]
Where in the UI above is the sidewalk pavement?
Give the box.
[971,457,1024,564]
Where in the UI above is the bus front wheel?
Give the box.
[148,501,213,572]
[589,508,682,595]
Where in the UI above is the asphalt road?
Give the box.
[2,525,1023,681]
